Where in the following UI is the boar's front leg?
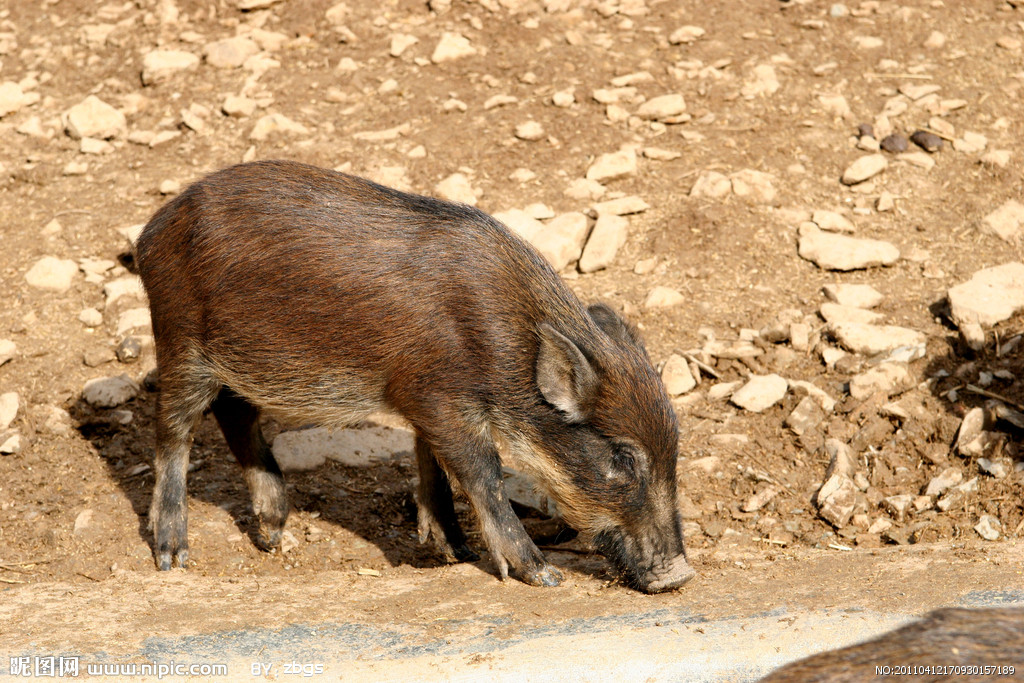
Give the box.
[425,429,563,587]
[415,437,480,563]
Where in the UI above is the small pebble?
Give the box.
[856,123,874,139]
[910,130,943,153]
[879,134,908,153]
[116,337,142,363]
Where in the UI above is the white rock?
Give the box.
[159,179,180,195]
[689,170,732,199]
[564,178,606,201]
[64,95,126,140]
[643,286,685,310]
[0,433,20,455]
[947,262,1024,327]
[431,33,476,63]
[953,131,987,154]
[841,154,888,185]
[980,150,1011,168]
[786,395,823,436]
[883,494,914,523]
[730,169,776,204]
[0,339,16,366]
[586,147,637,183]
[578,214,628,273]
[635,94,685,120]
[434,173,477,205]
[981,201,1024,243]
[974,515,1000,541]
[324,1,349,23]
[250,113,310,141]
[816,474,858,528]
[923,31,946,49]
[0,392,18,430]
[117,308,152,335]
[141,49,199,86]
[272,425,414,471]
[925,467,962,496]
[223,95,257,118]
[0,81,39,117]
[978,457,1012,480]
[643,147,681,161]
[593,196,649,216]
[551,89,575,107]
[103,276,145,306]
[730,374,787,413]
[662,354,696,396]
[788,380,837,413]
[203,37,259,68]
[669,25,705,44]
[390,33,418,57]
[812,209,855,233]
[820,302,883,326]
[25,256,78,291]
[495,209,545,243]
[352,123,411,142]
[831,323,926,355]
[818,93,850,118]
[848,362,912,400]
[82,374,139,408]
[822,283,883,309]
[515,120,545,141]
[742,486,779,513]
[79,308,104,327]
[708,381,742,401]
[73,510,94,536]
[798,225,899,271]
[531,212,589,271]
[741,64,779,98]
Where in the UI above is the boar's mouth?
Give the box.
[594,529,695,594]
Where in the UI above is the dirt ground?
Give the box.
[1,0,1023,664]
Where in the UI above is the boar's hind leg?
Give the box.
[430,432,563,587]
[415,437,479,563]
[210,388,289,552]
[149,377,219,570]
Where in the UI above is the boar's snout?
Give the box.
[640,554,695,593]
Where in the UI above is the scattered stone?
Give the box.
[25,256,78,292]
[822,283,883,309]
[117,308,152,336]
[849,362,912,400]
[222,95,257,118]
[980,149,1011,168]
[0,340,16,366]
[0,81,39,118]
[73,509,94,536]
[585,147,637,183]
[708,382,742,401]
[819,303,883,326]
[669,26,705,44]
[730,374,787,413]
[0,433,20,455]
[798,225,899,271]
[116,337,142,363]
[434,173,477,206]
[953,131,987,154]
[841,154,887,185]
[103,276,145,307]
[82,374,139,408]
[495,209,545,242]
[530,212,589,271]
[578,214,628,273]
[947,262,1024,327]
[788,380,837,413]
[141,49,200,86]
[831,323,925,355]
[812,210,855,233]
[203,36,259,68]
[159,179,180,195]
[819,93,850,118]
[909,130,943,153]
[272,425,413,471]
[662,354,696,396]
[824,439,856,479]
[980,202,1024,243]
[742,486,779,513]
[250,113,310,141]
[64,96,126,140]
[977,457,1012,480]
[643,147,681,161]
[564,178,606,201]
[633,257,657,275]
[0,392,18,430]
[79,308,103,327]
[730,170,776,204]
[593,196,649,216]
[390,34,419,57]
[868,517,892,534]
[879,134,908,153]
[882,494,914,523]
[643,286,686,310]
[741,64,779,98]
[551,89,575,107]
[689,170,732,199]
[786,395,824,436]
[974,515,1000,541]
[431,33,477,63]
[876,191,895,212]
[83,348,116,368]
[515,120,545,141]
[817,474,858,528]
[636,94,686,120]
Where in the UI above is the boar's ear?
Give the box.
[587,303,644,349]
[536,323,598,423]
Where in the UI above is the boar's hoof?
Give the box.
[521,564,563,587]
[155,547,189,571]
[640,556,695,593]
[254,527,282,552]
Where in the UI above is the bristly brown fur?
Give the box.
[135,160,693,591]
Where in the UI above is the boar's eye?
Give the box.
[611,443,638,478]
